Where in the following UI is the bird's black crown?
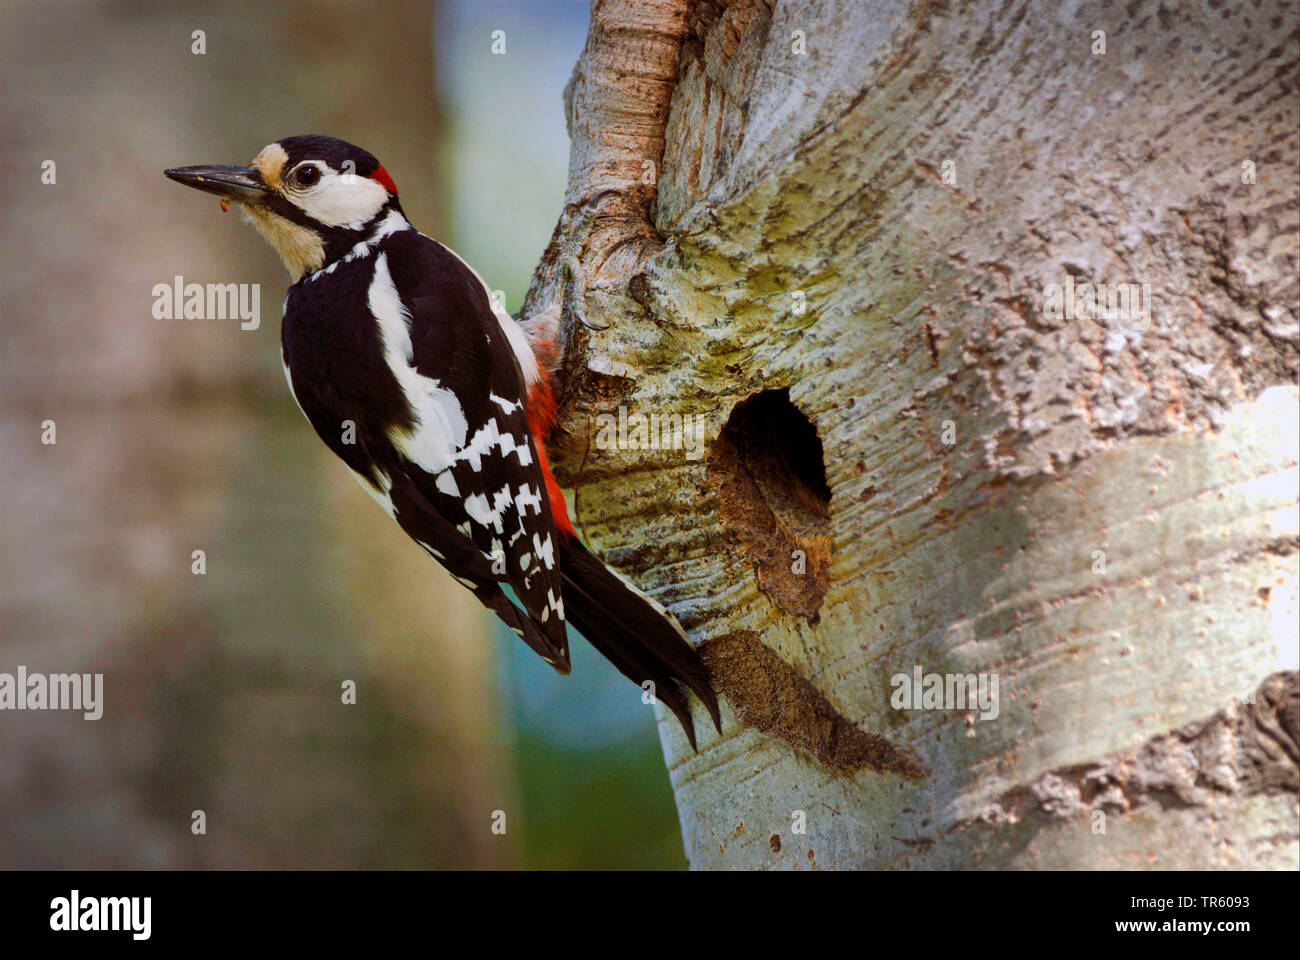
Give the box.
[275,134,385,179]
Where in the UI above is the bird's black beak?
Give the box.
[164,164,271,205]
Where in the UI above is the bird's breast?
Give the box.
[280,254,415,445]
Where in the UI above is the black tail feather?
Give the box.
[474,584,571,674]
[563,580,701,748]
[558,539,722,749]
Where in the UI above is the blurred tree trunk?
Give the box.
[528,0,1299,869]
[1,0,509,868]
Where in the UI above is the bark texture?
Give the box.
[530,0,1299,869]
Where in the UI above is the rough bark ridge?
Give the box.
[528,0,1299,868]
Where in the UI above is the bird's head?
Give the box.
[165,135,403,281]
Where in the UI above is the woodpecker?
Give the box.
[165,136,720,746]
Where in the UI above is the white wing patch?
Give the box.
[370,253,469,474]
[459,417,533,472]
[531,533,555,570]
[435,470,460,497]
[546,588,564,620]
[464,483,514,533]
[369,254,535,484]
[514,484,543,517]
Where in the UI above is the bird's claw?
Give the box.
[557,253,609,332]
[555,190,627,333]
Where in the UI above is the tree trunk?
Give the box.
[526,0,1299,869]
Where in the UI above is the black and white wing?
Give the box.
[371,229,570,668]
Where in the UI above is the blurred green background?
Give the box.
[0,0,684,869]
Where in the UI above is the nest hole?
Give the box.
[707,389,831,620]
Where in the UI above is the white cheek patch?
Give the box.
[296,168,391,228]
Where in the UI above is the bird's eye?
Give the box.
[294,165,322,187]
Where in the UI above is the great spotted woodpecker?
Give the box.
[166,136,720,746]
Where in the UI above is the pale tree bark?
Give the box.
[523,0,1299,869]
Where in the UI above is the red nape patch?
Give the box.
[368,163,398,195]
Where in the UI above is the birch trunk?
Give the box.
[525,0,1299,869]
